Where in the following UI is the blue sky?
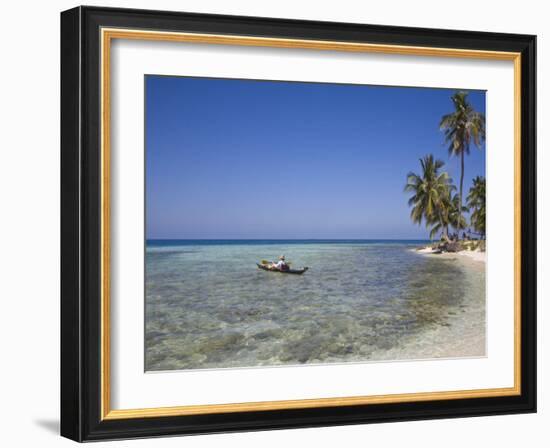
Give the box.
[145,76,485,239]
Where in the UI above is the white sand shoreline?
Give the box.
[414,245,486,264]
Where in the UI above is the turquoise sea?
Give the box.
[145,240,485,371]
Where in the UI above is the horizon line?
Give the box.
[146,237,432,241]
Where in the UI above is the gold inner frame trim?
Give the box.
[100,27,522,421]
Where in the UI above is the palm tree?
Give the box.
[428,188,452,241]
[467,176,486,237]
[449,192,469,233]
[427,189,468,241]
[405,155,454,241]
[440,92,485,231]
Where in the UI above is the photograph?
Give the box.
[144,76,487,371]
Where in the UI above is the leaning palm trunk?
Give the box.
[458,150,465,234]
[442,227,450,243]
[438,210,451,243]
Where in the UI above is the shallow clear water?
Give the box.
[145,240,485,371]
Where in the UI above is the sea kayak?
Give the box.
[257,262,309,275]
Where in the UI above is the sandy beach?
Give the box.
[416,245,485,265]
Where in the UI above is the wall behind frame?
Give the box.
[0,0,545,447]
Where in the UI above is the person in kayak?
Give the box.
[271,255,289,271]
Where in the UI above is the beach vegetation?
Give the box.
[467,176,486,238]
[404,91,486,250]
[405,154,455,242]
[440,92,486,228]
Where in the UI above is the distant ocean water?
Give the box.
[145,240,485,371]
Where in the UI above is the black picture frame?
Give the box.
[61,5,536,442]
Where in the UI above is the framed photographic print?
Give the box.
[60,6,536,442]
